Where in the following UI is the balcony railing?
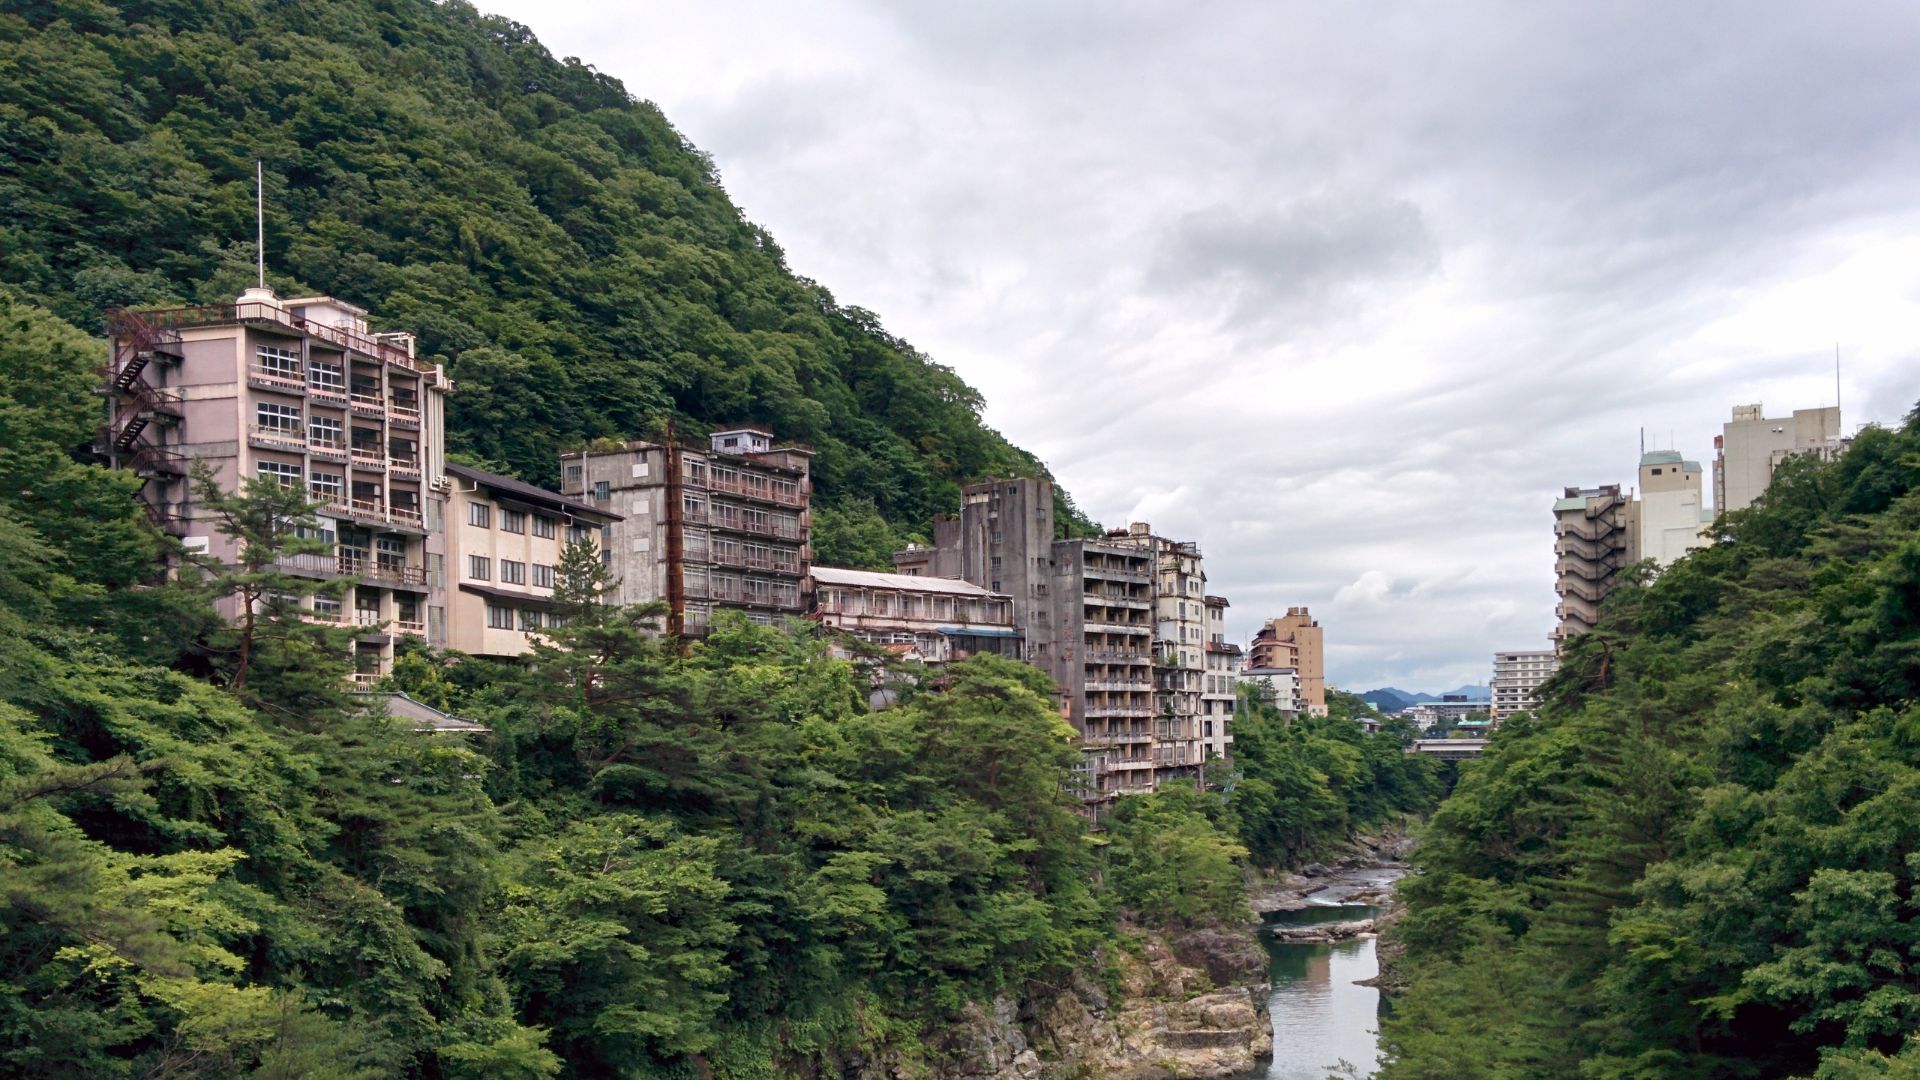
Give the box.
[351,611,383,627]
[349,392,385,417]
[248,424,306,451]
[349,448,385,470]
[388,505,423,528]
[247,364,305,393]
[1085,648,1152,664]
[394,619,426,635]
[308,379,348,402]
[350,671,381,686]
[388,457,421,479]
[706,472,806,507]
[309,435,347,459]
[388,400,421,423]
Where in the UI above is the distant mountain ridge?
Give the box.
[1360,684,1491,712]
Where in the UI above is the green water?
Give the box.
[1249,871,1399,1079]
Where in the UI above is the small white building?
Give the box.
[1237,666,1303,715]
[809,566,1020,664]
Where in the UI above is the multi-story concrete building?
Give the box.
[1636,450,1711,568]
[1714,403,1846,515]
[894,477,1057,665]
[1491,648,1558,721]
[1249,608,1326,715]
[1049,536,1159,804]
[443,463,620,659]
[1201,596,1241,761]
[1237,666,1303,715]
[1552,484,1639,647]
[560,428,811,635]
[809,566,1019,663]
[104,287,452,683]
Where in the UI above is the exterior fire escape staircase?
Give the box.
[101,310,189,533]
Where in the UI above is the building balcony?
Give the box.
[388,458,421,480]
[349,448,386,471]
[388,505,423,529]
[349,392,385,418]
[308,380,348,404]
[1083,678,1154,693]
[349,671,381,686]
[1082,564,1150,584]
[279,552,429,590]
[1083,594,1150,610]
[388,401,421,427]
[247,425,307,451]
[1081,731,1154,746]
[247,365,306,394]
[710,515,803,540]
[706,473,806,507]
[1085,704,1155,718]
[350,610,384,627]
[309,437,347,461]
[394,619,426,635]
[1085,648,1152,664]
[1105,758,1157,771]
[1084,621,1151,636]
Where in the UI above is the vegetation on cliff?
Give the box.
[0,0,1097,563]
[1383,404,1920,1079]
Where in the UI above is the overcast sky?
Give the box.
[484,0,1920,692]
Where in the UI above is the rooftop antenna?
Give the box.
[1835,342,1842,417]
[1639,427,1645,457]
[255,159,266,289]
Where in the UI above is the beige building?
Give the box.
[1552,484,1639,647]
[809,566,1019,663]
[1201,596,1242,761]
[1714,403,1845,515]
[560,428,811,635]
[894,477,1058,665]
[1491,649,1558,721]
[443,463,620,659]
[1249,608,1326,715]
[104,287,452,683]
[1637,450,1712,567]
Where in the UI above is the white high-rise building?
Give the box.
[1714,403,1844,515]
[1637,451,1711,568]
[1491,649,1558,721]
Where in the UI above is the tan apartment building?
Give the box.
[1201,595,1241,761]
[560,428,811,635]
[1490,648,1558,721]
[443,463,621,658]
[1552,483,1639,647]
[104,287,452,683]
[1249,608,1326,715]
[809,566,1020,663]
[1637,450,1711,567]
[1714,403,1845,515]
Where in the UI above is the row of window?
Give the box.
[255,346,419,401]
[466,556,558,588]
[484,604,565,632]
[465,502,569,539]
[255,406,415,453]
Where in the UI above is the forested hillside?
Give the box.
[0,0,1094,565]
[1383,406,1920,1078]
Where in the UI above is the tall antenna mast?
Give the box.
[256,159,266,289]
[1835,342,1842,417]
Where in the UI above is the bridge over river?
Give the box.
[1409,738,1488,759]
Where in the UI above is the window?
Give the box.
[310,472,343,500]
[532,563,555,589]
[257,460,302,488]
[255,344,300,378]
[308,360,345,392]
[592,481,610,501]
[312,595,342,617]
[501,559,526,585]
[565,464,583,485]
[532,515,555,539]
[309,415,343,446]
[467,555,490,580]
[567,524,590,544]
[486,603,513,629]
[601,524,612,546]
[467,502,491,528]
[518,608,541,632]
[257,402,301,432]
[501,510,527,534]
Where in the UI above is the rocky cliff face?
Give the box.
[916,924,1272,1080]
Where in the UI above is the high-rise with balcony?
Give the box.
[1714,403,1846,515]
[560,427,811,635]
[1201,595,1241,761]
[1049,535,1158,805]
[1249,608,1326,715]
[1491,648,1558,721]
[1552,483,1639,647]
[103,287,452,683]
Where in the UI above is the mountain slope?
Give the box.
[0,0,1092,562]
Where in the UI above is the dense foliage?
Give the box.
[0,0,1098,563]
[1383,405,1920,1079]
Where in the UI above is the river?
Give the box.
[1246,867,1403,1080]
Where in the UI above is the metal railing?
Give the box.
[247,364,305,392]
[115,303,437,375]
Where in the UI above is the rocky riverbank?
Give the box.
[892,923,1273,1080]
[1246,826,1413,915]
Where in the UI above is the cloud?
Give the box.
[483,0,1920,690]
[1148,195,1439,327]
